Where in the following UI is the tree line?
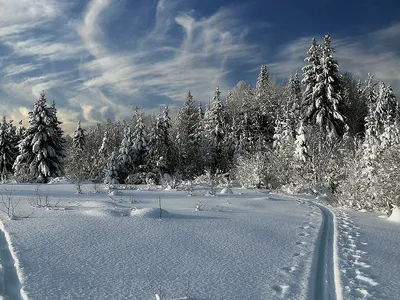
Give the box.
[0,34,398,212]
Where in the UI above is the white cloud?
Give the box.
[0,0,60,37]
[3,63,41,76]
[77,0,258,105]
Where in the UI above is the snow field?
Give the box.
[0,185,322,300]
[336,209,386,299]
[342,209,400,300]
[1,184,399,299]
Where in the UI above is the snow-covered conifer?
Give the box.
[307,35,346,139]
[176,91,201,178]
[203,87,226,173]
[0,117,15,182]
[13,92,65,182]
[117,127,134,181]
[131,107,148,170]
[104,151,119,185]
[148,106,174,176]
[65,122,88,188]
[72,121,85,151]
[294,123,309,163]
[254,65,275,147]
[302,37,321,123]
[287,72,302,138]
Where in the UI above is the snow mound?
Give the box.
[130,208,169,219]
[220,187,233,194]
[108,190,124,196]
[79,201,118,208]
[81,209,123,217]
[388,206,400,223]
[47,177,70,184]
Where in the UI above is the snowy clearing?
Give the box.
[0,184,398,299]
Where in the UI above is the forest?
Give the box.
[0,34,398,213]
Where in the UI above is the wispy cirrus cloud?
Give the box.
[2,0,397,135]
[77,0,259,108]
[0,0,261,133]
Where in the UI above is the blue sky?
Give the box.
[0,0,399,133]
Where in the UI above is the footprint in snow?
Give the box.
[272,284,290,297]
[281,266,297,273]
[299,232,310,237]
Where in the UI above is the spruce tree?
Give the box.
[72,121,85,151]
[104,151,119,185]
[148,107,173,176]
[13,92,65,182]
[287,72,302,138]
[203,87,226,173]
[131,107,148,171]
[65,122,88,189]
[312,34,346,138]
[117,127,134,182]
[0,117,15,182]
[176,91,201,178]
[254,65,274,147]
[302,37,321,124]
[303,35,346,139]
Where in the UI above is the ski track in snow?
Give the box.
[272,197,321,299]
[0,224,25,300]
[336,209,386,299]
[307,203,344,300]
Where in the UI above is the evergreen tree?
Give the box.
[92,130,112,182]
[294,123,309,163]
[13,92,65,182]
[302,37,321,125]
[175,91,201,178]
[203,86,226,173]
[306,35,346,139]
[65,122,88,189]
[254,65,275,146]
[0,117,15,182]
[104,151,119,185]
[131,107,148,171]
[286,72,302,138]
[148,107,174,176]
[340,72,368,137]
[72,121,85,151]
[16,120,25,138]
[117,127,134,182]
[375,81,397,129]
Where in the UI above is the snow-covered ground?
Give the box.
[0,184,398,300]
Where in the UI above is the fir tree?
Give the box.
[305,35,346,139]
[104,151,119,185]
[203,86,226,173]
[65,122,88,189]
[286,72,303,138]
[254,65,274,146]
[0,117,15,182]
[302,37,321,125]
[131,107,148,171]
[72,121,85,151]
[13,92,65,182]
[117,127,134,182]
[148,107,173,176]
[175,91,201,178]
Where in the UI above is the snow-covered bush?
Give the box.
[233,152,270,188]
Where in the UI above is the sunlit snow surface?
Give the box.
[0,184,321,300]
[336,208,400,300]
[1,184,399,300]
